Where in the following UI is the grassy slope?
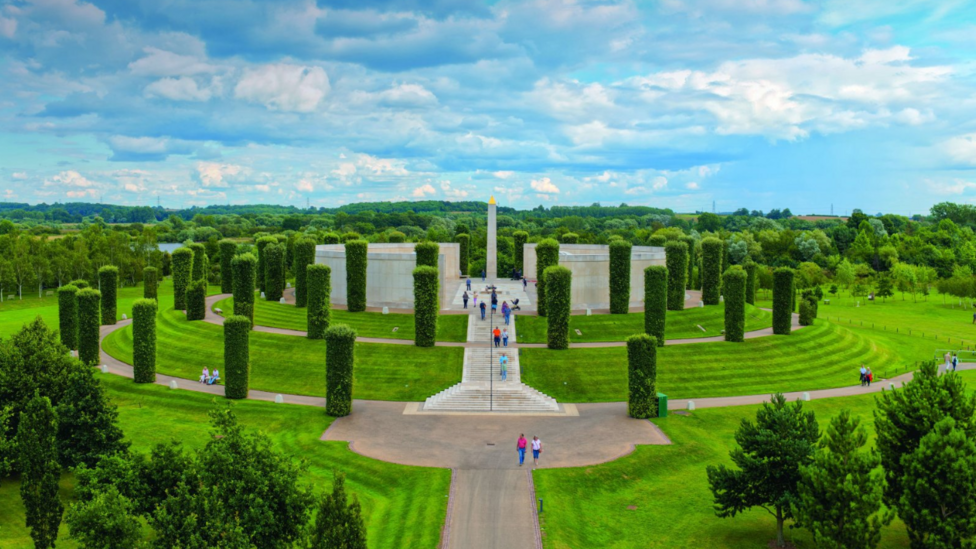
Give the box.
[213,296,469,342]
[0,374,449,549]
[515,303,772,343]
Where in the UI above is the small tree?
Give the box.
[627,333,658,419]
[325,325,356,416]
[185,279,207,321]
[643,266,667,346]
[293,237,316,307]
[609,240,632,314]
[143,266,158,300]
[307,473,367,549]
[535,239,560,317]
[701,237,723,305]
[98,265,118,326]
[544,265,572,350]
[415,241,439,268]
[56,363,129,468]
[263,242,286,302]
[132,298,157,383]
[413,265,438,347]
[231,252,257,325]
[224,315,251,399]
[875,274,894,303]
[57,284,79,350]
[171,247,194,311]
[66,485,142,549]
[345,240,368,312]
[772,268,794,335]
[723,267,747,342]
[456,233,470,276]
[188,242,207,282]
[307,264,332,340]
[664,241,688,311]
[77,288,101,366]
[17,394,64,549]
[513,231,529,272]
[218,239,237,294]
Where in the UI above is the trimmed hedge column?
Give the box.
[307,264,332,339]
[560,232,579,244]
[186,279,207,321]
[293,237,317,307]
[681,235,697,290]
[171,247,194,311]
[744,261,758,305]
[388,231,406,243]
[218,239,237,294]
[413,266,439,347]
[415,241,439,268]
[69,279,89,289]
[322,233,340,245]
[644,266,667,346]
[700,237,723,305]
[224,315,251,399]
[325,324,356,417]
[535,239,560,317]
[513,231,529,273]
[664,241,688,311]
[143,266,158,300]
[98,265,118,325]
[263,243,285,302]
[345,240,368,312]
[544,265,572,350]
[231,253,257,324]
[189,243,207,281]
[648,235,667,247]
[255,236,276,293]
[723,267,747,342]
[456,234,470,276]
[132,298,157,383]
[609,240,632,314]
[627,333,658,419]
[772,267,795,335]
[77,288,101,366]
[57,285,79,350]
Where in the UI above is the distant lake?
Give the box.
[158,243,183,253]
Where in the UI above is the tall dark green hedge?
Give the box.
[535,239,560,317]
[189,243,207,282]
[744,261,758,305]
[57,285,78,350]
[701,237,723,305]
[388,231,406,243]
[171,247,194,311]
[345,240,368,312]
[231,253,257,325]
[456,233,470,276]
[627,333,658,419]
[307,264,331,340]
[69,279,89,289]
[513,231,529,272]
[560,232,579,244]
[609,240,632,314]
[681,236,697,290]
[132,298,157,383]
[143,266,158,300]
[415,241,439,268]
[224,315,251,399]
[772,267,795,335]
[98,265,118,326]
[218,239,237,294]
[322,233,340,245]
[325,324,356,417]
[664,241,688,311]
[186,279,207,321]
[647,235,667,247]
[723,267,747,342]
[413,266,438,347]
[77,288,101,366]
[255,236,276,293]
[545,265,572,350]
[644,266,667,347]
[263,243,285,302]
[293,238,317,307]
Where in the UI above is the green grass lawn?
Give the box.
[515,303,772,343]
[213,296,469,342]
[0,373,450,549]
[102,307,464,401]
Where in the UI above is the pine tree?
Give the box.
[17,394,64,549]
[307,473,367,549]
[56,362,129,468]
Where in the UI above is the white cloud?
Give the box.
[0,15,16,38]
[44,170,97,188]
[440,180,469,199]
[530,177,560,194]
[924,179,976,195]
[108,135,169,154]
[129,47,219,77]
[624,186,646,195]
[196,162,249,187]
[652,176,668,190]
[493,171,515,179]
[11,172,27,180]
[145,77,215,102]
[235,64,330,113]
[942,134,976,166]
[356,154,409,176]
[686,182,700,190]
[378,83,438,107]
[296,179,313,192]
[411,183,436,197]
[66,189,97,198]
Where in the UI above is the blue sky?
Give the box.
[1,0,975,214]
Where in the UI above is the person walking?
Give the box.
[516,434,527,466]
[859,364,867,387]
[523,277,528,289]
[866,368,873,387]
[463,291,469,309]
[502,328,509,347]
[502,301,511,325]
[953,353,959,371]
[480,300,487,321]
[531,436,543,466]
[481,269,486,282]
[500,353,508,381]
[944,351,952,374]
[473,291,478,308]
[493,326,501,347]
[467,278,472,291]
[491,291,498,312]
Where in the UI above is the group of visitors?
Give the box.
[516,434,543,466]
[199,367,220,385]
[493,327,510,347]
[943,351,960,374]
[858,365,874,387]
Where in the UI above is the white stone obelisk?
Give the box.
[486,195,497,280]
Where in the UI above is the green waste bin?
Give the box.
[656,393,668,418]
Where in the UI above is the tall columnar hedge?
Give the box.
[388,231,406,243]
[171,247,194,311]
[609,240,632,314]
[535,239,560,317]
[648,235,667,247]
[341,232,361,243]
[701,237,723,305]
[322,233,340,245]
[772,267,795,335]
[345,240,368,312]
[627,333,658,419]
[143,266,158,300]
[132,298,157,383]
[98,265,118,325]
[218,239,237,294]
[263,243,285,302]
[415,241,439,268]
[722,267,747,343]
[69,279,89,289]
[681,235,697,290]
[57,285,79,350]
[188,243,207,282]
[513,231,529,272]
[545,265,572,350]
[293,238,317,307]
[224,315,251,399]
[560,232,579,244]
[413,266,439,347]
[664,241,688,311]
[307,264,332,339]
[744,261,758,305]
[644,266,667,347]
[77,288,101,366]
[186,279,207,321]
[325,324,357,417]
[456,233,470,276]
[255,236,277,293]
[231,253,257,324]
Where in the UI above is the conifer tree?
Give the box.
[17,394,63,549]
[307,473,367,549]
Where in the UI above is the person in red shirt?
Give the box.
[493,326,501,347]
[517,434,528,466]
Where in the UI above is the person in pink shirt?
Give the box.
[517,434,528,466]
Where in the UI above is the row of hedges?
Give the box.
[545,265,572,350]
[143,266,158,300]
[232,253,257,324]
[643,266,667,346]
[456,233,470,276]
[307,264,332,339]
[98,265,118,326]
[415,241,439,268]
[664,241,688,311]
[627,333,658,419]
[773,267,795,335]
[77,288,101,365]
[723,267,747,342]
[535,239,560,317]
[132,298,157,383]
[345,240,368,312]
[513,231,529,273]
[609,240,632,314]
[325,324,356,416]
[224,315,251,399]
[413,266,439,347]
[218,239,237,294]
[189,243,207,282]
[701,237,723,305]
[744,261,757,305]
[681,235,697,290]
[172,247,194,310]
[293,237,317,307]
[263,242,286,302]
[58,285,78,350]
[186,279,208,321]
[255,236,276,293]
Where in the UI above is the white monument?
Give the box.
[486,195,498,279]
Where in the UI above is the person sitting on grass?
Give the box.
[199,367,209,384]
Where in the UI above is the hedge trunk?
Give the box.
[255,236,277,293]
[535,239,560,317]
[609,240,632,314]
[643,266,667,346]
[744,262,758,305]
[263,243,285,302]
[98,265,118,326]
[627,333,658,419]
[664,241,688,311]
[307,264,332,339]
[57,285,78,350]
[325,325,356,416]
[188,243,207,282]
[224,315,251,399]
[345,240,368,312]
[544,265,572,350]
[231,253,257,325]
[723,267,747,342]
[772,268,795,335]
[218,239,237,294]
[171,247,194,311]
[143,266,158,300]
[413,266,439,347]
[77,288,101,366]
[132,298,157,383]
[293,237,317,307]
[701,237,723,305]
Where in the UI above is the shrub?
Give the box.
[647,235,667,247]
[744,261,758,305]
[98,265,118,325]
[513,231,529,272]
[224,315,251,399]
[627,333,658,419]
[132,298,157,383]
[723,267,747,342]
[263,242,285,302]
[415,241,439,268]
[664,241,688,311]
[77,288,101,365]
[325,324,356,416]
[644,266,667,346]
[456,233,470,276]
[143,266,158,300]
[218,240,237,294]
[307,264,332,339]
[231,253,257,325]
[560,232,579,244]
[388,231,405,243]
[701,237,723,305]
[293,238,317,307]
[57,285,78,350]
[345,240,368,312]
[341,232,361,243]
[188,243,207,282]
[773,267,795,335]
[69,279,89,290]
[799,293,818,326]
[609,240,632,314]
[545,265,572,350]
[255,236,277,293]
[413,266,438,347]
[535,239,560,317]
[322,233,340,245]
[171,247,194,310]
[681,235,697,290]
[185,279,207,321]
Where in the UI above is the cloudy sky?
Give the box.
[1,0,975,214]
